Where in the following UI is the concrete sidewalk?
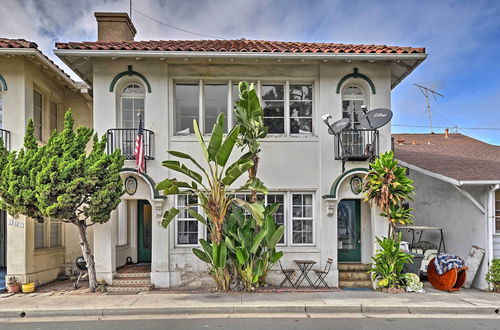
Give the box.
[0,285,499,319]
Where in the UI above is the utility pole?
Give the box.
[413,83,444,133]
[130,0,132,19]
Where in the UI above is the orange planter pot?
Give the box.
[427,257,468,292]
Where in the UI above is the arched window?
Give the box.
[121,83,145,129]
[342,85,367,129]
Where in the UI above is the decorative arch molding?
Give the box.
[336,68,376,94]
[120,168,166,200]
[0,74,7,91]
[322,167,369,200]
[109,65,152,93]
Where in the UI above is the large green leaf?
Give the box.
[234,199,265,226]
[250,228,268,254]
[222,158,253,186]
[167,150,208,176]
[192,248,211,263]
[162,208,180,228]
[242,177,268,194]
[162,160,203,184]
[156,179,181,195]
[199,239,213,259]
[207,113,225,162]
[215,124,240,167]
[218,240,227,268]
[212,241,220,267]
[267,225,285,248]
[270,251,284,263]
[186,208,207,226]
[235,247,247,265]
[193,119,209,162]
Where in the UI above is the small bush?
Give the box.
[485,258,500,291]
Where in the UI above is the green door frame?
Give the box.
[338,199,361,262]
[137,200,152,263]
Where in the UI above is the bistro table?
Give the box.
[293,260,317,288]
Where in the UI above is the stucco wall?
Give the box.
[406,170,489,289]
[90,57,393,287]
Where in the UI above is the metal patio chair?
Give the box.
[279,260,296,287]
[313,258,333,288]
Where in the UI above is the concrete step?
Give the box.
[114,272,150,279]
[339,279,373,289]
[339,271,371,281]
[112,277,151,286]
[107,284,153,293]
[338,263,370,272]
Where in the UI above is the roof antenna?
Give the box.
[413,82,444,134]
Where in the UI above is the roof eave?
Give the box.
[0,48,80,89]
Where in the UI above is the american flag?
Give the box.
[134,116,145,173]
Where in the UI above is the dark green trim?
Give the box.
[120,168,166,199]
[338,199,361,262]
[137,199,152,263]
[322,167,369,199]
[0,74,7,91]
[336,68,376,94]
[109,65,152,93]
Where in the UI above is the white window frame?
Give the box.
[49,100,58,133]
[33,89,43,141]
[495,191,500,234]
[172,79,315,137]
[341,84,369,129]
[174,195,205,247]
[289,192,315,246]
[0,85,3,129]
[120,83,146,129]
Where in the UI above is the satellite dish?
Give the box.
[359,108,393,129]
[328,118,350,135]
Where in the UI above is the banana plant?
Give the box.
[192,239,230,291]
[224,204,284,291]
[156,113,268,290]
[362,150,415,239]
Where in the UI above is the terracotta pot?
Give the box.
[7,283,21,294]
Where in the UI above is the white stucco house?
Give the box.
[53,12,427,289]
[393,132,500,289]
[0,37,92,288]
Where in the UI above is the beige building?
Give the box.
[0,38,93,286]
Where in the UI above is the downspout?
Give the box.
[487,184,500,290]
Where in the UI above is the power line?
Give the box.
[393,124,500,131]
[132,8,226,40]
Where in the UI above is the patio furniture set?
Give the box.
[279,258,333,289]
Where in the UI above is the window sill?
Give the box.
[34,246,65,255]
[116,244,129,250]
[171,246,200,253]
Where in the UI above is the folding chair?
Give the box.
[279,260,296,287]
[313,258,333,288]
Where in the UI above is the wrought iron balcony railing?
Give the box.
[106,128,155,160]
[0,129,10,151]
[334,129,379,161]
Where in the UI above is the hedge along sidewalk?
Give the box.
[0,287,499,318]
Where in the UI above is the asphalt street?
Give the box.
[1,317,499,330]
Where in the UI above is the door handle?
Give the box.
[357,239,361,244]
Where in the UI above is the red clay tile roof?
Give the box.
[0,37,78,86]
[55,39,425,54]
[393,133,500,182]
[0,38,38,49]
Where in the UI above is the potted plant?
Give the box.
[485,258,500,292]
[21,276,36,293]
[6,276,21,293]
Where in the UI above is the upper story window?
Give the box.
[121,84,145,129]
[342,85,366,129]
[174,80,314,136]
[0,85,3,129]
[49,101,58,133]
[496,191,500,233]
[33,90,43,140]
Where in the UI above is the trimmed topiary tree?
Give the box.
[0,111,124,292]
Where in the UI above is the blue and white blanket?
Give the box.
[434,254,465,275]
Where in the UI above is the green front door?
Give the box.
[137,200,152,263]
[338,199,361,262]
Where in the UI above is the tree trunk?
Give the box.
[75,220,98,292]
[249,155,260,203]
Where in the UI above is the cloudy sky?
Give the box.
[1,0,499,143]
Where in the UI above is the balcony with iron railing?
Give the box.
[0,129,10,151]
[106,128,155,160]
[334,129,379,161]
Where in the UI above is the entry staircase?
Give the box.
[338,263,372,289]
[107,264,153,293]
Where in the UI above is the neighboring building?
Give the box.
[0,38,92,287]
[393,131,500,289]
[54,12,427,289]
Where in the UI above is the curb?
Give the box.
[0,304,499,318]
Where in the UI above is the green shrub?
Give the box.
[485,258,500,291]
